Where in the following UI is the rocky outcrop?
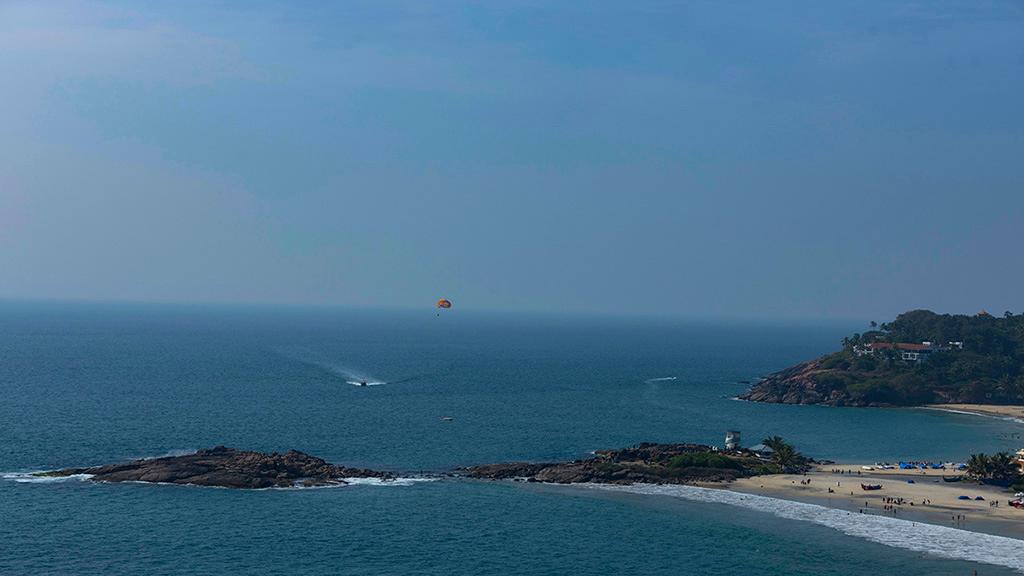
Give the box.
[38,446,392,489]
[463,443,774,485]
[738,360,861,406]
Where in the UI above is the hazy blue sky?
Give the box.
[2,1,1022,319]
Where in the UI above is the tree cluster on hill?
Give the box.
[815,310,1024,405]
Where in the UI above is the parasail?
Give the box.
[436,299,453,309]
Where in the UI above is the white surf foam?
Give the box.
[2,472,94,484]
[340,477,437,487]
[644,376,678,383]
[140,449,198,460]
[274,477,437,490]
[579,483,1024,573]
[920,407,1024,426]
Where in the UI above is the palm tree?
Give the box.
[771,445,808,472]
[966,453,991,479]
[761,436,807,472]
[761,436,787,452]
[988,452,1018,481]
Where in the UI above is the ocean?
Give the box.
[2,302,1021,575]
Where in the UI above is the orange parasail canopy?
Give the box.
[436,299,453,309]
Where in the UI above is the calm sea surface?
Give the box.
[2,303,1021,575]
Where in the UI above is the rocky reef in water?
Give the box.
[37,446,392,489]
[463,443,783,485]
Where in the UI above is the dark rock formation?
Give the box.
[463,443,778,485]
[38,446,392,489]
[737,359,858,406]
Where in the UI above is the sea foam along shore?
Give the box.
[729,467,1024,541]
[922,403,1024,424]
[580,482,1024,573]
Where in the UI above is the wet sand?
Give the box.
[730,467,1024,539]
[924,403,1024,421]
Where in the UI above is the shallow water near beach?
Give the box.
[2,302,1022,575]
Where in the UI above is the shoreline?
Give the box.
[572,480,1024,574]
[922,403,1024,423]
[727,465,1024,540]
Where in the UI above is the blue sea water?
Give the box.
[2,302,1022,575]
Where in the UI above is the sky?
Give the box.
[1,1,1022,320]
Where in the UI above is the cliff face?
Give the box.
[738,360,862,406]
[740,310,1024,407]
[738,359,970,407]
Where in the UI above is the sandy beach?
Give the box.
[730,466,1024,539]
[813,463,967,477]
[924,403,1024,421]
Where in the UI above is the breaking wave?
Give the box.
[339,477,438,487]
[579,483,1024,573]
[644,377,677,383]
[266,477,438,490]
[1,472,94,484]
[141,449,198,460]
[2,471,437,490]
[921,407,1024,426]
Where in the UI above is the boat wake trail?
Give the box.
[274,348,406,387]
[579,483,1024,573]
[644,376,678,383]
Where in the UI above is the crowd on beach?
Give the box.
[879,496,933,513]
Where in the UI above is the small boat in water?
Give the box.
[440,416,454,421]
[860,483,882,491]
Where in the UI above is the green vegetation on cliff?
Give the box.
[743,310,1024,406]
